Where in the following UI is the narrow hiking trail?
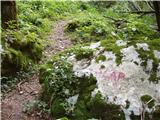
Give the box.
[1,20,72,120]
[44,20,72,57]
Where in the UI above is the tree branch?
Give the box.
[119,11,155,14]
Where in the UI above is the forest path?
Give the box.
[1,20,72,120]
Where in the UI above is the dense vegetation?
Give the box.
[1,1,76,75]
[2,1,159,76]
[1,1,81,90]
[1,1,160,120]
[39,1,160,120]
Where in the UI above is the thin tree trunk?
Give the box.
[153,1,160,31]
[1,1,17,29]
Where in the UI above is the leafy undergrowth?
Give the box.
[1,1,80,75]
[1,65,38,96]
[65,5,159,44]
[1,1,83,92]
[2,1,160,120]
[23,100,49,119]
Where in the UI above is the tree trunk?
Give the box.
[1,1,17,29]
[153,1,160,31]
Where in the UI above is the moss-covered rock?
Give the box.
[100,39,125,65]
[1,48,32,75]
[39,52,127,119]
[65,13,114,44]
[1,29,43,76]
[74,48,94,60]
[39,38,160,119]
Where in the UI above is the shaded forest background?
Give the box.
[1,1,160,120]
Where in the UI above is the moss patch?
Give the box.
[1,48,32,75]
[96,55,106,63]
[100,39,125,65]
[51,98,66,118]
[135,47,159,83]
[74,48,94,60]
[141,95,155,108]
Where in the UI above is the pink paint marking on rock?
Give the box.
[110,71,117,81]
[118,72,125,80]
[107,71,125,81]
[88,68,125,81]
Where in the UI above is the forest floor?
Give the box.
[1,20,72,120]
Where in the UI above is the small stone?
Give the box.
[19,91,24,94]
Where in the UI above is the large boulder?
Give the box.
[40,39,160,120]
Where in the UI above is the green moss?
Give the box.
[87,92,107,117]
[43,74,98,119]
[149,57,159,83]
[1,30,43,75]
[149,73,159,83]
[148,38,160,51]
[65,11,115,44]
[136,47,159,83]
[39,63,53,84]
[2,48,32,74]
[101,39,124,65]
[71,75,97,119]
[124,37,160,83]
[74,48,94,60]
[141,95,155,108]
[96,55,106,63]
[73,100,93,120]
[51,98,66,118]
[87,91,125,120]
[74,84,125,120]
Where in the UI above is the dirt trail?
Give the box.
[43,20,71,58]
[1,20,72,120]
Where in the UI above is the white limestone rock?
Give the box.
[136,43,149,51]
[68,42,160,120]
